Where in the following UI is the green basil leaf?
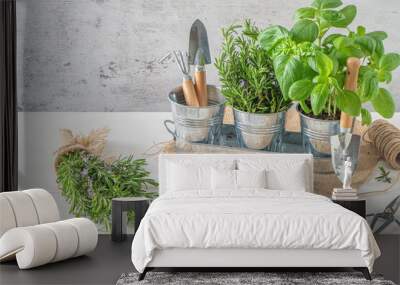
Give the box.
[274,55,305,99]
[337,46,364,60]
[378,70,392,83]
[371,88,395,118]
[295,7,316,20]
[379,53,400,71]
[316,52,333,76]
[366,31,388,41]
[313,75,329,84]
[303,62,318,79]
[332,5,356,28]
[335,72,346,88]
[308,52,333,76]
[299,100,312,114]
[320,10,346,25]
[361,108,372,126]
[308,58,318,73]
[374,40,385,58]
[291,19,319,43]
[358,65,371,77]
[323,33,342,46]
[288,79,314,101]
[319,19,331,33]
[312,0,342,9]
[355,36,376,55]
[330,54,339,74]
[356,26,366,36]
[359,70,379,102]
[335,90,361,116]
[333,36,353,49]
[258,25,290,54]
[311,83,329,115]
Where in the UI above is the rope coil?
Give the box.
[363,119,400,170]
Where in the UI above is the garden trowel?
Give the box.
[330,58,362,180]
[189,19,211,106]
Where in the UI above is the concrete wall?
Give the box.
[17,0,400,112]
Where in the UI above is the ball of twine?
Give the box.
[363,119,400,170]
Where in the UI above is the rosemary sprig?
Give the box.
[375,166,392,184]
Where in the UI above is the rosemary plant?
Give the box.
[215,20,290,114]
[56,151,158,231]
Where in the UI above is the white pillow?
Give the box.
[211,168,236,190]
[167,162,210,191]
[267,166,307,191]
[237,159,308,191]
[167,160,236,192]
[236,169,267,189]
[211,169,267,190]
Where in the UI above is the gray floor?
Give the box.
[0,235,134,285]
[1,235,399,285]
[374,235,400,284]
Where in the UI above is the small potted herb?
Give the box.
[259,0,400,156]
[215,20,291,150]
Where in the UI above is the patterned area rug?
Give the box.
[116,272,395,285]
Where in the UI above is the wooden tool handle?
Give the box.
[194,71,208,107]
[340,57,361,132]
[182,78,199,107]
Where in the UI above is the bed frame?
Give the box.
[138,153,372,281]
[139,248,371,280]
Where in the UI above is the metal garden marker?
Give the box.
[330,133,361,184]
[189,19,211,107]
[330,58,362,189]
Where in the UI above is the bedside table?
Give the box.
[333,199,366,218]
[111,197,150,242]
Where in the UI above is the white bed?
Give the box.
[131,153,380,280]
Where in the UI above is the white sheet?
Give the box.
[131,190,380,273]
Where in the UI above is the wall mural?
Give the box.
[362,165,400,234]
[16,0,400,234]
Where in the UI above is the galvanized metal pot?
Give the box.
[164,85,225,144]
[233,109,285,151]
[298,105,340,158]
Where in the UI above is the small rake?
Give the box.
[159,50,199,107]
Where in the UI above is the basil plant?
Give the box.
[258,0,400,123]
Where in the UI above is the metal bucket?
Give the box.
[233,109,285,151]
[298,105,340,158]
[164,85,225,144]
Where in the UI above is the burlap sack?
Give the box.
[54,128,110,170]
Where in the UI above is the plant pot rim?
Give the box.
[169,85,226,110]
[232,107,287,117]
[295,104,339,123]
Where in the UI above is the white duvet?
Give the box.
[131,190,380,273]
